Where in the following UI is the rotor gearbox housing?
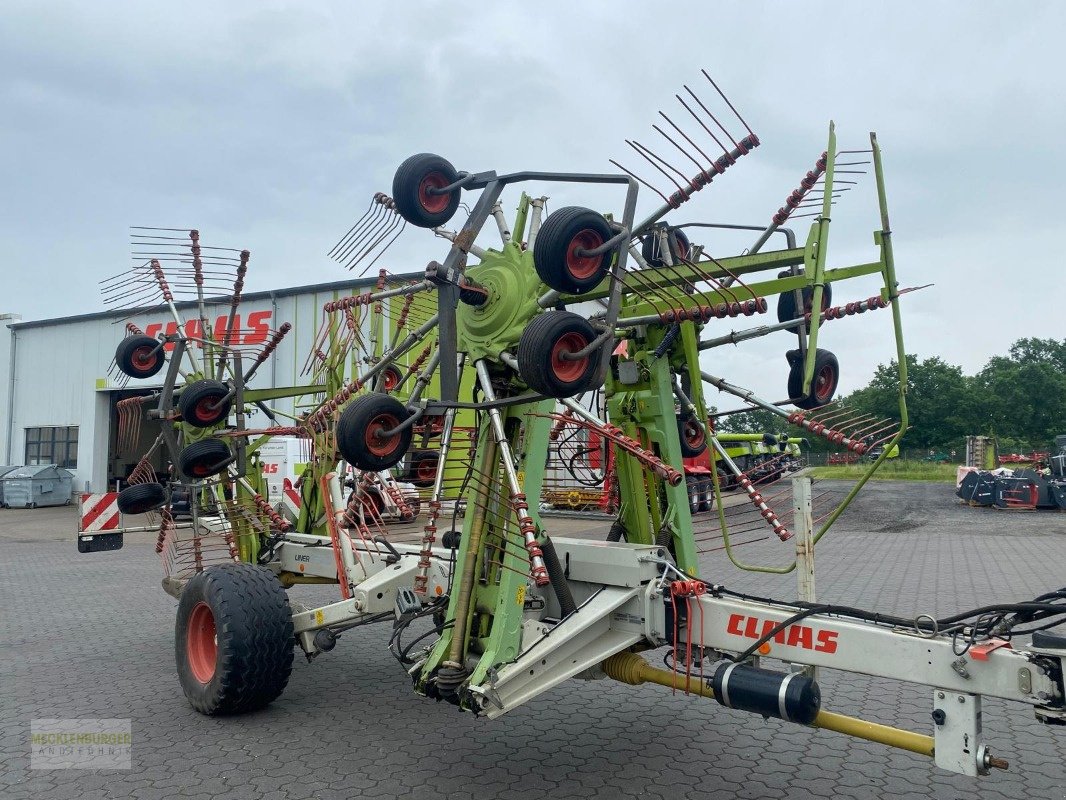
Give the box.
[456,244,547,362]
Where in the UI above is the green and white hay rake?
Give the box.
[90,72,1066,779]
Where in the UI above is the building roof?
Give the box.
[8,272,424,331]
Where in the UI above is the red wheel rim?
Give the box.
[191,462,211,476]
[363,489,384,514]
[683,419,705,449]
[364,413,401,457]
[382,367,401,392]
[416,457,438,482]
[132,345,158,373]
[194,396,223,424]
[814,364,837,403]
[565,230,605,280]
[418,171,451,214]
[186,601,217,683]
[550,332,589,383]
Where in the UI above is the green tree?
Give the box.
[716,409,786,436]
[712,337,1065,455]
[976,339,1066,446]
[846,354,986,449]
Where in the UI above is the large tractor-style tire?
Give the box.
[175,562,294,715]
[678,414,707,458]
[517,311,603,398]
[337,393,413,471]
[787,348,839,410]
[392,153,462,228]
[115,335,165,380]
[178,380,232,428]
[116,482,166,514]
[533,206,614,295]
[179,438,232,479]
[641,228,691,267]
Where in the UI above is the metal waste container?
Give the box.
[0,466,21,507]
[1,465,74,508]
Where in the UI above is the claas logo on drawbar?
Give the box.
[726,613,839,654]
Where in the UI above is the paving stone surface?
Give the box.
[2,480,1065,799]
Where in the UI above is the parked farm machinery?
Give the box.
[958,434,1066,510]
[82,72,1066,780]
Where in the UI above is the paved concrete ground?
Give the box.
[2,480,1065,799]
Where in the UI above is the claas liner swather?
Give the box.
[85,70,1066,780]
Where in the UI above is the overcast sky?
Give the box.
[2,1,1063,404]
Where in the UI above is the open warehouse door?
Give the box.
[105,387,166,491]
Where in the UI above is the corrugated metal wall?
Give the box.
[5,277,420,491]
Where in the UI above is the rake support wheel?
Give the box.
[678,413,707,458]
[115,335,165,380]
[533,206,614,295]
[777,272,833,330]
[179,438,232,479]
[116,482,166,514]
[392,153,462,228]
[517,311,603,398]
[407,449,440,488]
[179,380,232,428]
[380,365,404,394]
[641,228,691,268]
[787,348,839,410]
[337,393,413,471]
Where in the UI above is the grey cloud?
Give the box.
[1,0,1063,403]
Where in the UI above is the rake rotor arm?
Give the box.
[578,246,807,305]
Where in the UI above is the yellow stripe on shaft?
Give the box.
[602,653,934,758]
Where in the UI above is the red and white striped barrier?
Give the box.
[280,478,302,520]
[79,492,120,533]
[282,478,302,507]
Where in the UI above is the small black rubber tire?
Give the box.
[787,348,839,410]
[179,438,232,479]
[117,482,166,514]
[175,562,294,716]
[380,365,404,394]
[392,153,461,228]
[678,414,707,458]
[178,380,232,428]
[533,206,613,295]
[517,311,603,398]
[641,228,691,268]
[777,277,832,328]
[687,476,701,515]
[698,476,713,512]
[407,449,439,488]
[337,393,413,471]
[115,335,165,380]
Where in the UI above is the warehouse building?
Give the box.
[0,273,420,493]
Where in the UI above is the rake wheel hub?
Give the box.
[456,246,544,362]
